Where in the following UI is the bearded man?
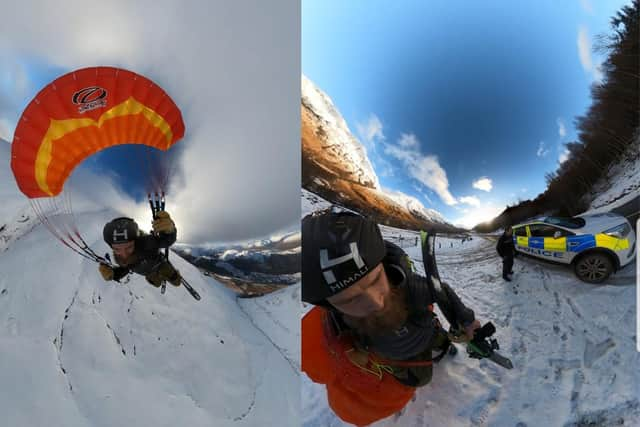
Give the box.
[99,212,181,288]
[301,210,481,426]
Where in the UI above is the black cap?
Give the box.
[302,210,386,305]
[103,217,139,246]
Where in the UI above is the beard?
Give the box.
[114,251,138,267]
[344,286,409,338]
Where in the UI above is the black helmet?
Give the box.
[103,217,139,246]
[302,209,386,305]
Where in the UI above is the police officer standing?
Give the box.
[496,226,516,281]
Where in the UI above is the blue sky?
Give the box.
[303,0,631,228]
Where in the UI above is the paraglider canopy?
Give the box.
[9,66,185,264]
[11,66,185,198]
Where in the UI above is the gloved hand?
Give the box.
[463,319,482,341]
[152,211,176,234]
[99,263,114,281]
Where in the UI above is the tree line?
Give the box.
[475,0,639,232]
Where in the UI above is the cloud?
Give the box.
[537,141,549,157]
[453,201,504,230]
[356,114,384,146]
[385,133,457,205]
[472,177,493,192]
[577,26,604,82]
[398,133,418,148]
[0,0,300,244]
[577,27,593,71]
[356,113,395,177]
[559,149,570,164]
[413,184,433,205]
[459,196,480,207]
[0,55,31,134]
[579,0,594,14]
[0,118,12,141]
[556,118,566,137]
[521,188,527,193]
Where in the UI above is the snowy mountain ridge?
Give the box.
[382,188,447,225]
[302,79,453,230]
[302,75,379,189]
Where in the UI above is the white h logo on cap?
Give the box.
[113,229,128,242]
[320,242,365,285]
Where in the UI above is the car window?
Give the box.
[514,227,527,237]
[529,224,568,237]
[544,216,586,229]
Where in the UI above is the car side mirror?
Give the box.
[553,231,562,239]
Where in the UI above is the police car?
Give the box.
[512,213,636,283]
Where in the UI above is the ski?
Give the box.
[181,277,201,301]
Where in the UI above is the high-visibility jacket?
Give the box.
[302,306,415,426]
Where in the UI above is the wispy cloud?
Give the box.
[385,133,458,205]
[355,113,395,177]
[579,0,594,14]
[537,141,550,157]
[556,117,566,137]
[459,196,480,207]
[472,177,493,192]
[356,114,384,146]
[559,149,570,164]
[413,184,433,205]
[398,133,418,148]
[577,26,604,82]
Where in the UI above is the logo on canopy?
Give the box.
[72,86,108,113]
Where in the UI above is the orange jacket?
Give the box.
[302,306,415,426]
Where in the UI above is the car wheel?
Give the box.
[574,253,613,283]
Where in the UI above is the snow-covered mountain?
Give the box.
[301,77,453,231]
[382,188,447,225]
[302,75,379,190]
[0,147,299,427]
[303,223,639,426]
[173,232,300,287]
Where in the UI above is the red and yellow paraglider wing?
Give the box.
[11,66,185,198]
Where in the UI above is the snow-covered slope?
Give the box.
[302,75,379,189]
[303,225,639,426]
[301,189,333,217]
[237,283,301,372]
[0,151,299,427]
[382,188,447,225]
[585,134,640,213]
[0,139,29,226]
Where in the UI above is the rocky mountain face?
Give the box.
[301,76,456,232]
